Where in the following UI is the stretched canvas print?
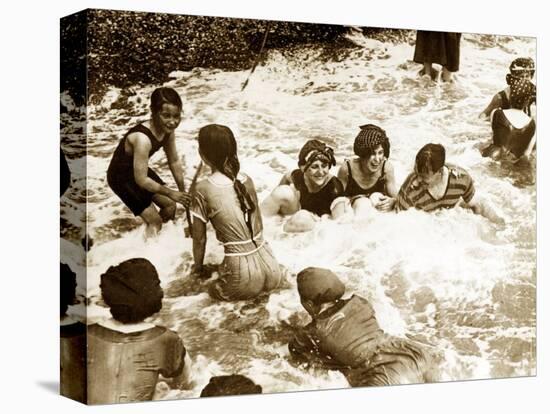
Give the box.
[60,8,537,405]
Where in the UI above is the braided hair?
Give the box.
[198,125,256,242]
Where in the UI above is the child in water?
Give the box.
[107,87,190,238]
[261,139,348,232]
[190,124,282,301]
[87,258,191,404]
[289,267,439,386]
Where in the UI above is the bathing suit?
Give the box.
[491,109,536,159]
[344,160,386,201]
[107,124,167,216]
[289,295,434,386]
[191,175,282,300]
[87,324,186,404]
[396,164,475,212]
[290,169,344,216]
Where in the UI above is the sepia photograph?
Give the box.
[2,0,547,413]
[60,6,537,405]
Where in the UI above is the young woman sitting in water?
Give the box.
[481,76,536,164]
[261,139,347,232]
[396,143,504,225]
[190,124,282,301]
[479,57,536,120]
[337,124,398,217]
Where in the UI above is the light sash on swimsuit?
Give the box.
[223,232,265,257]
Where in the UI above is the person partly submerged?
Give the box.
[261,139,347,232]
[190,124,282,301]
[107,87,190,238]
[396,143,504,224]
[288,267,439,386]
[337,124,398,217]
[87,258,192,404]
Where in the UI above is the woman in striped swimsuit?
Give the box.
[396,143,504,224]
[190,124,282,301]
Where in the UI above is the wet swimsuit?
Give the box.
[107,124,167,216]
[396,164,475,212]
[491,109,536,159]
[88,324,186,404]
[344,160,386,201]
[290,170,344,216]
[191,175,282,300]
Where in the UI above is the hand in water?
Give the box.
[375,196,396,212]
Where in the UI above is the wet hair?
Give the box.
[60,263,77,317]
[353,124,390,159]
[100,258,164,324]
[150,87,183,114]
[415,143,445,175]
[198,124,257,243]
[200,375,262,397]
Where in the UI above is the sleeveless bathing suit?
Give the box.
[107,124,167,216]
[344,160,386,200]
[290,169,344,216]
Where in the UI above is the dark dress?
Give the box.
[290,169,344,216]
[413,31,462,72]
[344,160,386,200]
[107,124,166,216]
[87,324,186,404]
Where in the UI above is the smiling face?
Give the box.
[153,103,182,134]
[362,144,386,173]
[304,159,330,188]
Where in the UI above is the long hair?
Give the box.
[415,143,445,175]
[198,125,257,241]
[150,87,182,114]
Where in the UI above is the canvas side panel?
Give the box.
[60,9,88,405]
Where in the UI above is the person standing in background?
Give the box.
[414,30,461,82]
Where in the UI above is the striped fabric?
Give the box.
[396,164,475,212]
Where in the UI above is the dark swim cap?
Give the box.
[200,375,262,397]
[353,124,390,158]
[298,139,336,171]
[100,258,163,323]
[297,267,345,305]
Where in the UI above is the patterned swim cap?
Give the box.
[509,77,536,109]
[298,139,336,171]
[353,124,390,158]
[509,57,535,76]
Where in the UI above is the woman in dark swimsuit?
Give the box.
[107,87,190,238]
[261,139,347,232]
[337,124,398,218]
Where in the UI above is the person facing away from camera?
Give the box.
[107,87,190,239]
[260,139,347,233]
[395,143,504,224]
[190,124,282,301]
[60,263,86,403]
[479,57,536,119]
[87,258,192,404]
[337,124,398,218]
[481,76,536,164]
[200,374,262,397]
[288,267,439,386]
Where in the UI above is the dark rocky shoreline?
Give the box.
[61,9,414,106]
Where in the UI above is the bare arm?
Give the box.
[163,133,186,192]
[279,171,293,186]
[383,162,398,198]
[191,217,207,271]
[466,192,505,225]
[479,93,503,120]
[336,163,349,190]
